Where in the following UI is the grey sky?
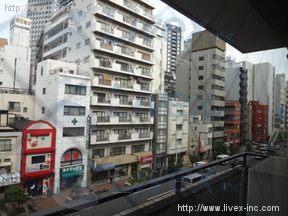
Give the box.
[0,0,287,75]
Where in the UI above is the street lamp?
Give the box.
[131,153,139,181]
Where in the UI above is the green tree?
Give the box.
[167,155,183,173]
[4,185,28,209]
[189,154,201,164]
[71,182,81,199]
[212,139,228,159]
[229,145,240,155]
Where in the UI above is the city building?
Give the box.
[176,30,226,141]
[189,115,213,157]
[286,81,288,130]
[225,60,251,143]
[27,0,57,68]
[274,74,286,130]
[164,24,181,97]
[253,63,275,136]
[247,101,268,143]
[36,0,159,187]
[21,120,56,197]
[166,99,189,163]
[0,16,31,90]
[34,59,90,193]
[224,101,241,147]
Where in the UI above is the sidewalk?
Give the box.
[21,177,130,213]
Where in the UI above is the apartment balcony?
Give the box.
[90,96,119,107]
[43,41,68,58]
[118,133,132,140]
[107,0,155,23]
[211,89,225,97]
[90,135,109,144]
[131,132,153,140]
[211,58,225,68]
[212,69,225,78]
[133,100,154,109]
[211,79,225,87]
[91,58,153,79]
[211,100,225,107]
[211,110,225,117]
[213,131,224,138]
[212,121,224,127]
[118,117,132,124]
[44,28,70,45]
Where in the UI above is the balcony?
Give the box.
[90,135,109,144]
[211,110,225,117]
[118,133,131,140]
[212,79,225,87]
[211,89,225,97]
[213,131,224,138]
[212,121,224,127]
[119,117,132,123]
[211,100,224,107]
[139,132,150,138]
[96,135,109,142]
[139,117,149,122]
[131,132,153,140]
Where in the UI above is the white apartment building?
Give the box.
[189,115,213,157]
[176,30,226,140]
[35,59,90,193]
[37,0,160,185]
[166,99,189,160]
[0,16,31,90]
[274,74,286,130]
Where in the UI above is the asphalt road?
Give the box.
[66,155,266,216]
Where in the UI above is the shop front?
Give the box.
[140,155,153,170]
[90,163,114,182]
[60,164,84,190]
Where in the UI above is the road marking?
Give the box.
[147,189,174,201]
[132,184,160,194]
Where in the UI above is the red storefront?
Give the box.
[249,101,268,143]
[21,120,56,196]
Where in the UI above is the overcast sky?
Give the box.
[1,0,287,75]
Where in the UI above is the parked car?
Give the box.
[182,172,205,184]
[273,145,280,150]
[216,154,230,164]
[194,161,209,172]
[231,158,244,167]
[259,144,268,151]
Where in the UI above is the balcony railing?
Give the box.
[119,117,132,122]
[99,60,112,68]
[101,42,113,50]
[120,65,134,72]
[120,83,133,89]
[96,135,109,142]
[141,70,151,76]
[101,25,114,34]
[141,86,150,91]
[139,117,149,122]
[98,97,110,103]
[139,133,150,138]
[97,116,110,122]
[118,133,131,140]
[99,79,112,86]
[119,99,130,105]
[140,101,149,106]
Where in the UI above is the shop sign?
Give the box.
[61,164,84,174]
[140,155,153,164]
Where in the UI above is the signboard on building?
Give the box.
[61,164,84,175]
[26,153,51,173]
[140,155,153,164]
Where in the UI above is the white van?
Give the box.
[216,154,230,164]
[182,172,204,183]
[194,161,209,171]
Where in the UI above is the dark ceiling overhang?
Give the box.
[161,0,288,53]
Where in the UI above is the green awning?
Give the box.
[61,171,84,178]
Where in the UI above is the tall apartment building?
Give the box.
[36,0,160,188]
[286,81,288,130]
[164,24,181,97]
[253,63,275,135]
[0,16,31,90]
[225,60,251,143]
[176,30,226,141]
[224,101,241,147]
[247,101,268,143]
[27,0,57,68]
[274,74,286,130]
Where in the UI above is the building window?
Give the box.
[23,107,28,112]
[8,102,20,111]
[85,38,90,45]
[41,107,45,114]
[76,42,81,49]
[132,144,145,153]
[92,149,105,158]
[77,26,82,32]
[65,84,86,95]
[84,56,89,63]
[41,66,43,75]
[199,66,204,70]
[64,106,85,116]
[198,76,204,80]
[61,149,82,167]
[4,158,11,163]
[86,21,91,28]
[176,125,182,130]
[42,88,46,94]
[198,105,203,110]
[0,139,12,151]
[75,59,80,65]
[199,56,204,61]
[110,146,126,156]
[63,127,85,137]
[198,95,203,100]
[78,10,83,16]
[0,81,2,85]
[198,85,203,90]
[31,155,45,164]
[257,124,262,127]
[257,110,262,113]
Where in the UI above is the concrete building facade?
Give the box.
[176,30,226,141]
[274,74,286,130]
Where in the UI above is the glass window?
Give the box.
[8,102,20,111]
[92,149,105,158]
[199,66,204,70]
[0,139,12,151]
[61,149,82,167]
[65,85,86,95]
[86,21,91,28]
[31,155,45,164]
[132,144,145,153]
[63,127,85,137]
[64,106,85,116]
[110,146,125,156]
